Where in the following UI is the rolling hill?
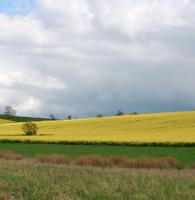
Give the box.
[0,114,50,123]
[0,111,195,144]
[0,118,13,124]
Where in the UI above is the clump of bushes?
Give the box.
[22,122,38,135]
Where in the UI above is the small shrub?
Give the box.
[75,155,107,167]
[36,154,71,165]
[0,151,23,160]
[22,122,38,135]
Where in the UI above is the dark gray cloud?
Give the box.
[0,0,195,118]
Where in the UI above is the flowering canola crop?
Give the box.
[0,111,195,144]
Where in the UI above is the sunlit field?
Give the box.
[0,111,195,144]
[0,119,12,124]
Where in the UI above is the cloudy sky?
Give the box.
[0,0,195,118]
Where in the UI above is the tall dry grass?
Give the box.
[0,151,23,160]
[36,154,181,169]
[127,157,181,169]
[107,156,130,168]
[75,155,181,169]
[36,154,71,165]
[0,149,177,170]
[75,155,108,167]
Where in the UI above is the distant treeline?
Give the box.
[1,105,139,121]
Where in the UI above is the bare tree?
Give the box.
[4,106,17,116]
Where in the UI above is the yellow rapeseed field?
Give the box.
[0,111,195,143]
[0,119,12,124]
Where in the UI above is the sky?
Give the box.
[0,0,195,118]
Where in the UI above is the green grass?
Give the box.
[0,143,195,166]
[0,160,195,200]
[0,114,50,122]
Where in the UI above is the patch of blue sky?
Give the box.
[0,0,36,16]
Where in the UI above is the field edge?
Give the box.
[1,139,195,147]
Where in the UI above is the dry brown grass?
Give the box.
[34,153,182,169]
[75,155,108,167]
[126,157,181,169]
[0,151,23,161]
[0,193,14,200]
[189,164,195,169]
[74,155,181,169]
[107,156,130,168]
[36,154,71,165]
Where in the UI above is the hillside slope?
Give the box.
[0,118,13,124]
[0,111,195,143]
[0,114,50,123]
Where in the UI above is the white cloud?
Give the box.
[95,0,191,37]
[0,72,22,87]
[0,97,6,107]
[0,14,50,47]
[0,0,195,117]
[15,97,42,115]
[36,0,94,34]
[0,71,65,90]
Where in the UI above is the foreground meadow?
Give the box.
[0,111,195,143]
[0,159,195,200]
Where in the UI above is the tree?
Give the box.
[4,106,17,116]
[96,114,103,118]
[50,114,56,120]
[129,112,138,115]
[22,122,38,136]
[116,110,124,116]
[67,115,72,120]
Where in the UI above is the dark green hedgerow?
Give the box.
[1,139,195,147]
